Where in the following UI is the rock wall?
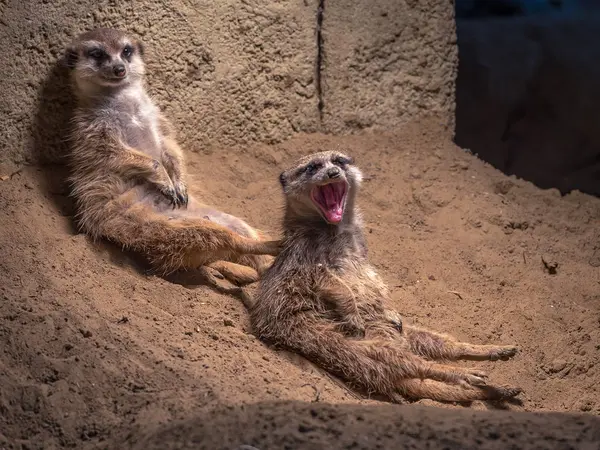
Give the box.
[320,0,457,135]
[0,0,319,168]
[455,12,600,196]
[0,0,456,170]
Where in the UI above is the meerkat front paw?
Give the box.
[151,162,183,208]
[383,309,403,333]
[173,180,188,208]
[159,183,181,209]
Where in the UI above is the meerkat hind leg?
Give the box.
[397,378,522,403]
[404,325,518,362]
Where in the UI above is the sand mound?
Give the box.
[1,121,598,448]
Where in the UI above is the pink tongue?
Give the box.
[322,184,343,223]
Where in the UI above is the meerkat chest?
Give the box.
[117,94,163,158]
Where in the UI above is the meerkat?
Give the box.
[249,151,522,403]
[64,28,278,295]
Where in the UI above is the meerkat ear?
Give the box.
[279,172,287,187]
[64,47,78,69]
[136,41,145,58]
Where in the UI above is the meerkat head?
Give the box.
[65,28,145,95]
[279,151,363,225]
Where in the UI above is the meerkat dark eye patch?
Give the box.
[305,162,322,175]
[279,172,287,187]
[332,155,353,166]
[87,48,107,61]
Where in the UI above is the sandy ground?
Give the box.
[0,121,599,449]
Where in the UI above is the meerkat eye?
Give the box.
[333,156,353,166]
[122,45,133,59]
[87,48,105,60]
[306,163,319,175]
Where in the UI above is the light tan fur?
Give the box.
[249,151,522,403]
[65,28,277,295]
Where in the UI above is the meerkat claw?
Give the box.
[391,319,403,333]
[383,309,403,333]
[174,182,188,208]
[489,346,519,361]
[165,186,185,209]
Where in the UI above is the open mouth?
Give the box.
[310,181,348,224]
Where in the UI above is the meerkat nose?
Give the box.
[113,64,126,77]
[327,167,340,179]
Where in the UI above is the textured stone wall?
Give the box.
[321,0,457,135]
[0,0,457,170]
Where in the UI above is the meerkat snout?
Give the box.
[112,63,126,78]
[327,167,341,179]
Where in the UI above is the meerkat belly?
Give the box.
[335,262,388,314]
[159,197,257,238]
[187,207,255,238]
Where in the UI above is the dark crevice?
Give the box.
[316,0,325,124]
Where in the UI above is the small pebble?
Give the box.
[549,359,567,373]
[79,329,92,338]
[542,254,558,275]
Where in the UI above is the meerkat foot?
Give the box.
[206,266,225,280]
[255,255,275,275]
[457,375,488,387]
[463,368,489,379]
[474,384,523,400]
[397,378,521,402]
[207,261,260,286]
[488,345,519,361]
[427,363,488,387]
[196,266,252,301]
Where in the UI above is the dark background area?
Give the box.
[454,0,600,196]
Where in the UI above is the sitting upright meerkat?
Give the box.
[64,28,278,294]
[249,151,522,403]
